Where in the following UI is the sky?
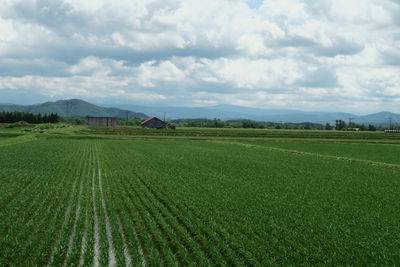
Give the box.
[0,0,399,114]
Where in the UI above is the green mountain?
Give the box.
[0,99,148,119]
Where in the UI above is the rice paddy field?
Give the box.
[1,126,400,266]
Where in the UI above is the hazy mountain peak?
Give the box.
[0,99,147,119]
[1,99,399,126]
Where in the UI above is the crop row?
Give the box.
[238,140,400,165]
[98,139,400,265]
[82,126,400,140]
[1,138,400,265]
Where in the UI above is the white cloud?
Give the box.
[0,0,398,113]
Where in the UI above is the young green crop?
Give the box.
[1,137,400,266]
[239,140,400,165]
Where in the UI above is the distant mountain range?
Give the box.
[0,99,399,126]
[0,99,148,120]
[114,104,400,126]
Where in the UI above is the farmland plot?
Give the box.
[238,140,400,165]
[1,138,400,265]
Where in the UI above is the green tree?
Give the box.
[325,122,332,130]
[368,124,376,131]
[335,120,346,130]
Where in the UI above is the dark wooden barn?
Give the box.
[87,117,117,127]
[141,117,167,129]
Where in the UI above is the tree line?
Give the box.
[171,118,386,131]
[324,120,377,131]
[0,111,59,124]
[171,119,323,130]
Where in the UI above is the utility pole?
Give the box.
[389,117,393,130]
[163,112,166,122]
[126,111,129,126]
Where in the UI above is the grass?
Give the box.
[1,126,400,265]
[239,140,400,165]
[0,134,37,147]
[81,126,400,139]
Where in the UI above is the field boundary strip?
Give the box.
[213,140,400,170]
[0,134,37,147]
[96,144,134,267]
[94,143,118,267]
[91,145,101,267]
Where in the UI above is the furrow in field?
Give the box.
[92,145,101,267]
[129,173,212,265]
[61,177,83,266]
[1,144,84,266]
[96,147,134,267]
[81,143,97,267]
[101,161,147,267]
[0,146,79,236]
[116,216,133,267]
[42,145,88,265]
[159,171,259,265]
[114,184,148,266]
[108,146,219,265]
[106,147,207,265]
[31,151,86,264]
[114,145,232,264]
[46,146,86,266]
[20,147,83,265]
[0,167,73,265]
[122,181,172,264]
[114,141,260,265]
[63,144,92,266]
[144,145,262,265]
[76,148,93,267]
[132,171,232,265]
[122,177,181,265]
[94,143,117,267]
[130,152,256,266]
[112,170,163,266]
[106,149,182,265]
[78,207,89,267]
[61,143,92,266]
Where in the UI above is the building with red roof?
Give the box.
[141,117,167,129]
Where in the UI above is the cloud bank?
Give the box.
[0,0,399,113]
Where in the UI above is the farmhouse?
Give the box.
[87,117,117,127]
[141,117,167,129]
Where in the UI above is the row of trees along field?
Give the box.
[326,120,378,131]
[0,111,59,124]
[172,118,387,131]
[172,119,324,130]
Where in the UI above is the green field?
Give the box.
[239,140,400,165]
[82,126,400,140]
[1,126,400,265]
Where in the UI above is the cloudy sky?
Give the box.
[0,0,399,113]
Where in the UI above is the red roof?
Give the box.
[141,117,156,125]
